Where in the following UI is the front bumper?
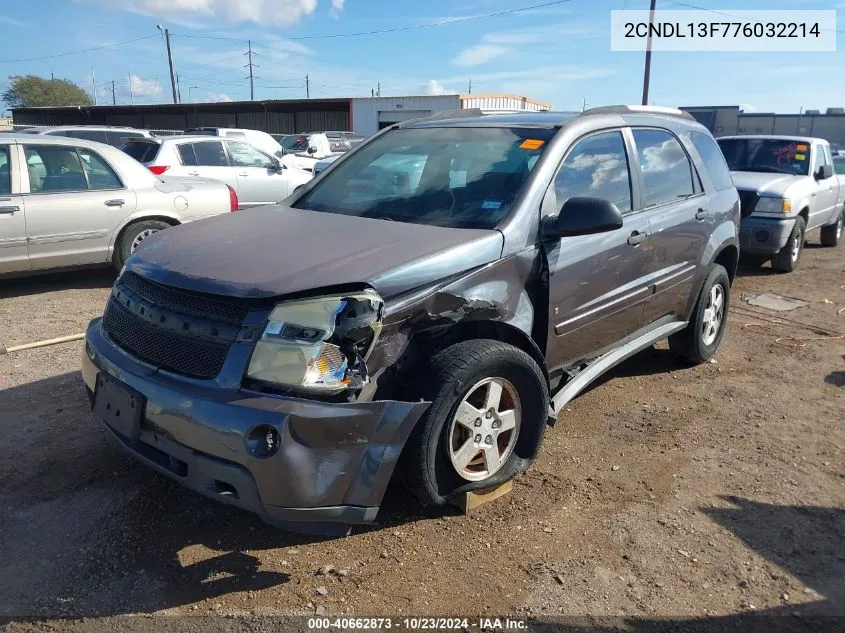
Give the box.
[82,317,429,530]
[739,216,795,254]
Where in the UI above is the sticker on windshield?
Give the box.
[796,144,808,152]
[795,153,806,160]
[520,139,545,150]
[481,200,503,210]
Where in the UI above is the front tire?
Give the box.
[402,339,549,507]
[771,216,805,273]
[820,211,843,247]
[669,264,730,364]
[115,220,171,269]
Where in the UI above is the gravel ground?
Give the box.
[1,233,843,632]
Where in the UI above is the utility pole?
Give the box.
[305,74,310,99]
[91,67,97,105]
[175,73,182,104]
[582,97,588,112]
[245,40,257,100]
[157,25,178,104]
[128,73,134,104]
[108,80,117,105]
[641,0,657,106]
[377,82,381,97]
[50,72,54,81]
[468,77,472,94]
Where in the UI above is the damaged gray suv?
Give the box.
[82,106,740,531]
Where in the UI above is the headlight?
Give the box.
[754,197,790,214]
[246,290,383,394]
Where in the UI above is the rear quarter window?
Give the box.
[121,141,161,163]
[691,132,734,191]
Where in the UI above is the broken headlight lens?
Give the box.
[246,290,383,394]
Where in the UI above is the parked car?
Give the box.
[281,133,366,172]
[121,136,312,208]
[82,106,739,531]
[312,153,342,175]
[18,125,154,148]
[183,127,282,157]
[717,135,843,271]
[834,155,845,174]
[0,134,236,277]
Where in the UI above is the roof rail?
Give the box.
[580,105,696,121]
[396,108,485,127]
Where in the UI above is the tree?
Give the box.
[3,75,93,108]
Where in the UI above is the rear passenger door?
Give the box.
[174,141,237,189]
[631,128,710,326]
[22,144,136,270]
[543,129,652,370]
[0,143,28,274]
[225,140,287,206]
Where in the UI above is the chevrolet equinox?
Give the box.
[82,106,740,532]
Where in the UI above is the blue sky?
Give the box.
[0,0,843,113]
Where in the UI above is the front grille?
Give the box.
[121,271,249,325]
[103,299,230,379]
[738,191,758,218]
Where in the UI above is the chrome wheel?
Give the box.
[447,377,521,482]
[701,284,724,347]
[791,229,803,263]
[131,228,158,253]
[837,215,842,240]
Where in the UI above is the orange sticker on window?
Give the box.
[796,144,808,151]
[520,139,545,150]
[795,153,806,160]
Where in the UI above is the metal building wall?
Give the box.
[351,96,460,135]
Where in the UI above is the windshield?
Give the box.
[282,135,309,152]
[717,138,810,176]
[294,126,552,229]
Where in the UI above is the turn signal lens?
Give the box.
[782,199,792,213]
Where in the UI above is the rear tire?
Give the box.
[115,220,171,270]
[669,264,730,364]
[402,339,548,507]
[771,216,805,273]
[820,211,842,247]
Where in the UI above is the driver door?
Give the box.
[543,129,653,371]
[225,140,289,207]
[811,143,838,227]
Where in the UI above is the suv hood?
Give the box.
[731,171,803,197]
[126,205,504,299]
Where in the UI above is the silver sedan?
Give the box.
[0,134,236,277]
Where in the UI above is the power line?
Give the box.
[171,0,574,42]
[0,34,159,64]
[669,2,845,34]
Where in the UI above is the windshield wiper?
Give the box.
[736,165,795,175]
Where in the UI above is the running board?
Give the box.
[551,320,687,414]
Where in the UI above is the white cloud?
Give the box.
[93,0,319,26]
[739,103,755,113]
[0,14,29,27]
[453,44,508,67]
[129,74,162,98]
[420,80,450,96]
[206,92,233,102]
[330,0,345,18]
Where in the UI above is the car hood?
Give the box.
[730,171,804,197]
[126,205,504,299]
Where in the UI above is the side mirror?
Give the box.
[816,164,833,180]
[307,145,318,155]
[544,197,624,239]
[271,158,285,173]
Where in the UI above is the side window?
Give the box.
[690,131,734,191]
[192,141,229,167]
[632,129,696,207]
[812,144,830,176]
[177,144,198,166]
[77,148,122,190]
[0,146,10,194]
[227,141,273,169]
[224,130,246,139]
[65,129,109,144]
[107,131,143,146]
[23,145,86,193]
[552,131,632,214]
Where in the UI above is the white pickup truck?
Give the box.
[717,135,844,272]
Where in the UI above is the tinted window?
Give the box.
[191,141,228,166]
[227,141,273,168]
[633,129,695,207]
[834,157,845,175]
[107,131,143,146]
[24,146,87,192]
[282,135,309,152]
[185,128,219,136]
[553,131,632,213]
[691,132,733,191]
[717,138,810,176]
[65,129,109,144]
[0,146,10,194]
[295,126,552,229]
[77,148,122,189]
[122,141,160,163]
[177,144,198,166]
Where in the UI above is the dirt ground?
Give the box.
[1,231,843,631]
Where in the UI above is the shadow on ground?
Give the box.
[0,268,116,300]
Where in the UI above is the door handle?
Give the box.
[627,231,647,246]
[187,171,199,176]
[238,172,249,176]
[104,199,125,207]
[695,208,712,221]
[0,205,20,214]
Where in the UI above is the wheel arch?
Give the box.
[109,214,181,263]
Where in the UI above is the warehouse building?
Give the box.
[12,93,553,137]
[681,105,845,148]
